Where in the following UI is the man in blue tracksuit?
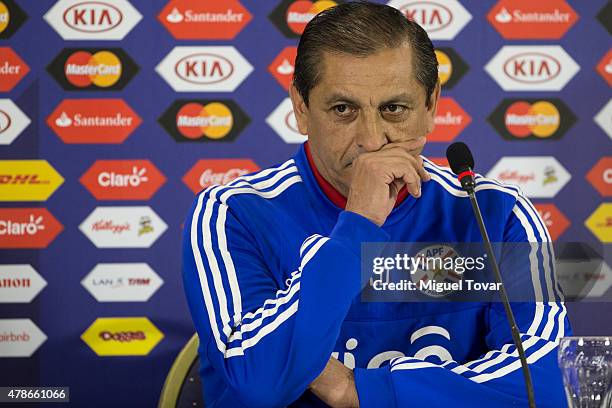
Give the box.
[182,3,570,407]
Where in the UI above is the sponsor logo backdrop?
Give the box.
[1,0,610,406]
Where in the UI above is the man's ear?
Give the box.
[289,83,309,135]
[425,79,441,134]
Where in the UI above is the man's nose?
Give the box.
[355,111,387,152]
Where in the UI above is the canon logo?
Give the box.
[0,215,45,236]
[63,2,123,33]
[0,278,31,288]
[199,168,249,187]
[174,53,234,84]
[98,167,148,187]
[504,53,561,83]
[99,330,145,342]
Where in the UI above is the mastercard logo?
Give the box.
[48,48,138,91]
[504,101,560,138]
[0,2,9,34]
[159,99,250,143]
[435,49,452,85]
[489,98,575,141]
[176,102,233,139]
[286,1,337,34]
[64,50,121,88]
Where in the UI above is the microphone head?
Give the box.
[446,142,475,174]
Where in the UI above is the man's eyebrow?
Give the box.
[380,93,417,105]
[324,93,360,106]
[324,92,418,106]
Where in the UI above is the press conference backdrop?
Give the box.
[0,0,610,406]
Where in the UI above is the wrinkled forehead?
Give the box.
[312,46,426,105]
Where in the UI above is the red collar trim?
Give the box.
[304,142,408,209]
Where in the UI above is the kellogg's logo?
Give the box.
[485,45,579,91]
[79,206,167,248]
[182,159,259,193]
[80,160,166,200]
[388,0,472,40]
[159,99,249,142]
[486,156,570,198]
[156,46,252,92]
[44,0,142,40]
[47,48,138,91]
[158,0,252,40]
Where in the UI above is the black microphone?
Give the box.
[446,142,536,408]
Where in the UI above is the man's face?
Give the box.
[290,44,440,196]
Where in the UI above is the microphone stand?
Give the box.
[462,170,536,408]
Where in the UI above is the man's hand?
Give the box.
[346,137,431,226]
[309,357,359,408]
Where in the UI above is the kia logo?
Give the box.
[174,53,234,85]
[63,1,123,33]
[503,52,561,84]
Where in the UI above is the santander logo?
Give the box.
[503,52,561,83]
[62,1,123,33]
[174,53,234,85]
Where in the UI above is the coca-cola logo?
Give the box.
[199,168,250,189]
[63,1,123,33]
[503,52,561,83]
[174,53,234,85]
[99,330,145,342]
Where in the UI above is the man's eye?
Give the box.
[382,104,406,114]
[333,104,353,115]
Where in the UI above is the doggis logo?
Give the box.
[585,204,612,243]
[159,99,250,142]
[183,159,259,193]
[0,208,63,248]
[80,160,166,200]
[0,160,64,202]
[159,0,252,40]
[44,0,142,40]
[81,317,163,356]
[434,47,468,89]
[488,0,578,40]
[269,0,338,38]
[427,97,471,142]
[488,98,575,141]
[47,99,141,144]
[388,0,472,40]
[0,0,27,39]
[0,47,29,92]
[47,48,138,91]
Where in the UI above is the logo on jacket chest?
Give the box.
[332,325,453,369]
